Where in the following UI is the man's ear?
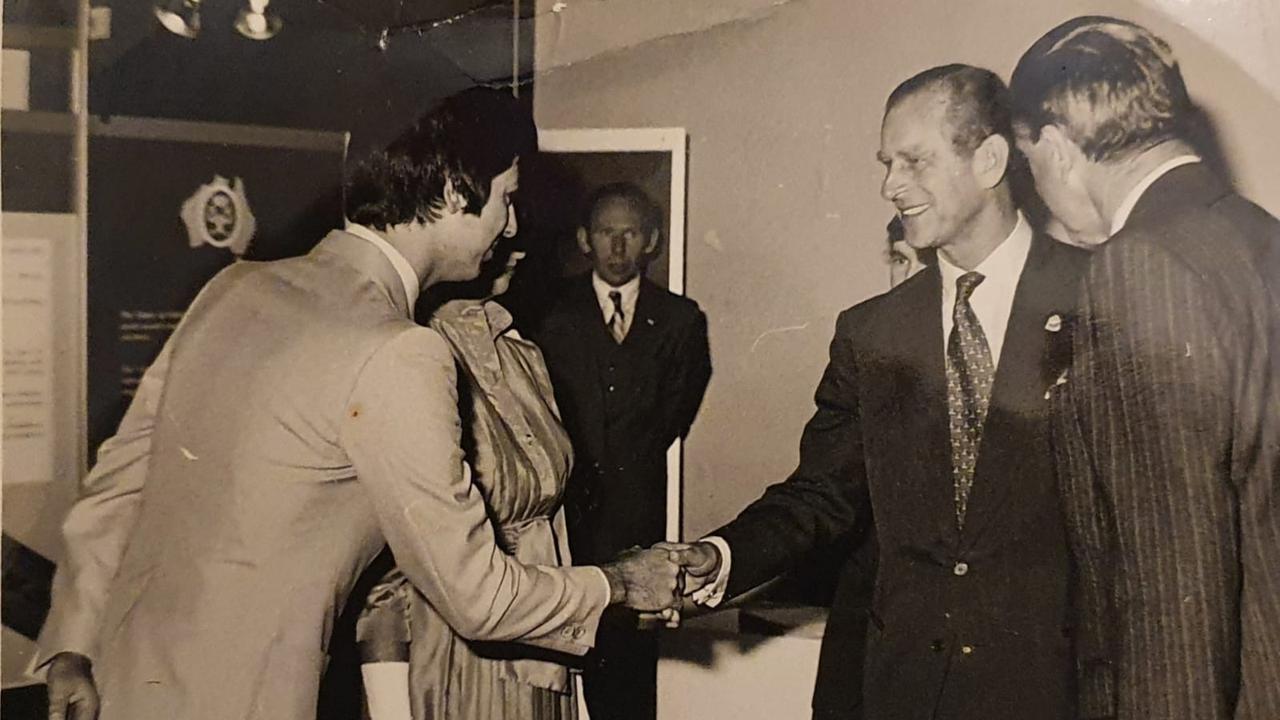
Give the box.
[1039,124,1079,178]
[576,227,592,255]
[442,177,467,214]
[643,229,660,255]
[971,134,1010,190]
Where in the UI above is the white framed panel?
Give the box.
[536,127,689,543]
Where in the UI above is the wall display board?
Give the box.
[535,127,688,543]
[86,118,347,456]
[2,213,80,689]
[0,119,347,696]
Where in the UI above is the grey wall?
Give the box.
[532,0,1280,538]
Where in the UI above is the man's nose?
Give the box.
[881,164,906,202]
[502,204,518,238]
[610,233,626,255]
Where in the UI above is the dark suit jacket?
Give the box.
[1053,163,1280,720]
[716,232,1089,720]
[535,274,711,563]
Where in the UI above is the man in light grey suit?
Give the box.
[37,89,681,720]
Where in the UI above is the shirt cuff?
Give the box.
[592,565,615,605]
[691,536,731,608]
[361,662,412,720]
[24,653,50,683]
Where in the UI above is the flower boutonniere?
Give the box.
[1044,368,1070,400]
[1044,313,1063,333]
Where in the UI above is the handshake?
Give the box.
[597,541,723,612]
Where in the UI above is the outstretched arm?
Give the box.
[711,312,871,599]
[344,328,680,656]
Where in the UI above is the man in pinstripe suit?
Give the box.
[1011,16,1280,720]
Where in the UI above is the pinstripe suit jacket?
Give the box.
[1053,163,1280,720]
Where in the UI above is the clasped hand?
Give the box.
[601,541,722,612]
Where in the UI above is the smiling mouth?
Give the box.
[899,204,930,218]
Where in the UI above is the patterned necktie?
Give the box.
[608,290,627,344]
[946,271,995,530]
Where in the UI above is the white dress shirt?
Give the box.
[591,272,641,336]
[1110,155,1202,234]
[345,222,421,316]
[936,212,1033,369]
[694,213,1034,609]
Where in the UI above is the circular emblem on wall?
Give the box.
[181,175,257,257]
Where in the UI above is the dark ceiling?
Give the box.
[5,0,534,154]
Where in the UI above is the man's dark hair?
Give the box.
[886,64,1014,156]
[1009,16,1192,162]
[579,182,663,236]
[344,87,537,230]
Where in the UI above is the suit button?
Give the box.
[608,384,616,392]
[930,639,945,653]
[561,628,573,638]
[960,645,974,656]
[953,561,969,577]
[573,627,586,639]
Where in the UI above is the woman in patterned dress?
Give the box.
[358,244,585,720]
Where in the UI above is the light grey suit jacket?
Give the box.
[37,230,610,720]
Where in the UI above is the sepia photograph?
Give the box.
[2,1,1278,719]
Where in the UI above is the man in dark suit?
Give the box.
[535,182,711,720]
[1010,17,1280,720]
[668,64,1089,720]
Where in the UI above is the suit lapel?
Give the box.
[564,276,615,419]
[961,234,1076,545]
[624,279,664,347]
[882,266,959,550]
[572,276,617,346]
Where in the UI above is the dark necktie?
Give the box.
[946,271,995,530]
[608,290,627,343]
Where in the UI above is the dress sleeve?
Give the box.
[341,327,611,656]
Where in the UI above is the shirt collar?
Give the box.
[1110,155,1202,234]
[591,272,641,320]
[937,211,1032,294]
[432,298,516,340]
[344,222,421,314]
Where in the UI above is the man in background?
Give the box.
[535,182,711,720]
[1011,16,1280,719]
[886,214,935,287]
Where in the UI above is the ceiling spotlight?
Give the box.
[235,0,283,40]
[154,0,201,39]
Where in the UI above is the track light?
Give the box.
[235,0,283,40]
[154,0,201,39]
